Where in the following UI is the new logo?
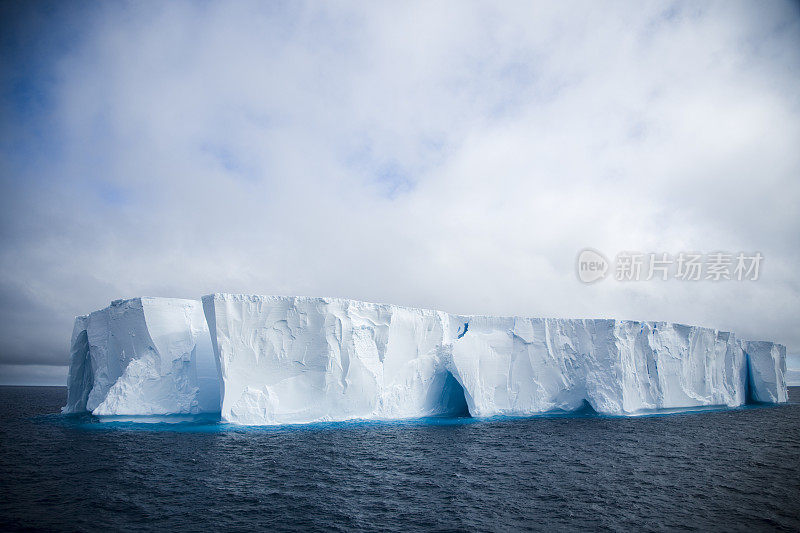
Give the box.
[576,248,608,283]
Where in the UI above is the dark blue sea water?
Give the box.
[1,387,799,532]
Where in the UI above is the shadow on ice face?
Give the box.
[425,370,471,418]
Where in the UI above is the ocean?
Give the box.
[1,386,799,531]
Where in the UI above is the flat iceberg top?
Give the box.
[64,294,788,424]
[205,294,714,331]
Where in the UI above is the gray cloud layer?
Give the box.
[1,1,799,379]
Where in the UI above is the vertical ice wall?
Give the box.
[447,318,748,416]
[201,294,787,425]
[63,315,91,414]
[65,294,788,423]
[201,294,457,424]
[62,298,220,415]
[741,340,788,403]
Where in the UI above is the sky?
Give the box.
[1,0,799,386]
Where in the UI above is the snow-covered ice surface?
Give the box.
[63,298,220,416]
[64,294,787,424]
[201,294,787,425]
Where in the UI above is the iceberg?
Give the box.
[446,317,749,416]
[62,297,220,416]
[202,294,457,424]
[64,294,788,424]
[740,340,788,403]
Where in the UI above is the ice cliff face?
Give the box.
[447,317,749,416]
[65,294,788,424]
[740,341,788,403]
[202,294,458,424]
[62,298,220,416]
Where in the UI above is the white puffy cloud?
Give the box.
[1,1,799,377]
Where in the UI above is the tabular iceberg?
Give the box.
[64,294,788,424]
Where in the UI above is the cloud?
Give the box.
[1,1,799,380]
